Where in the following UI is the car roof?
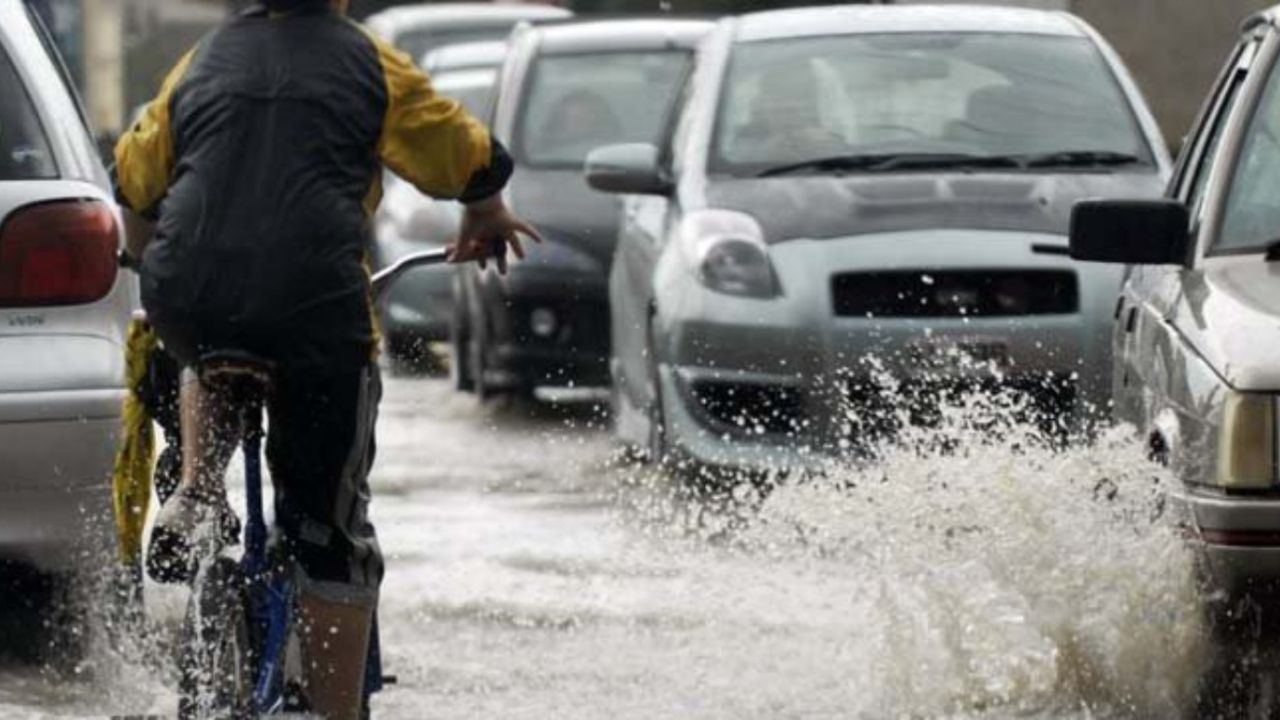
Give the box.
[1248,6,1280,30]
[733,4,1084,43]
[366,3,571,37]
[0,0,25,42]
[422,40,508,73]
[527,18,714,54]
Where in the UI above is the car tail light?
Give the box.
[0,200,119,307]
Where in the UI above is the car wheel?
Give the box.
[0,562,90,671]
[387,333,441,376]
[450,276,474,393]
[471,310,492,402]
[1195,634,1273,720]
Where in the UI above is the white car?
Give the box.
[0,2,129,586]
[364,2,570,60]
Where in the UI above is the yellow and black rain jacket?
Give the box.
[114,3,512,372]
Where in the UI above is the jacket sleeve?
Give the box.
[112,48,196,219]
[369,34,512,202]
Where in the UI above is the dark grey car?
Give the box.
[373,41,507,368]
[588,5,1171,471]
[452,18,713,398]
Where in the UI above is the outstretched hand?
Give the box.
[449,195,543,274]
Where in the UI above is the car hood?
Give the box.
[509,167,621,268]
[1173,261,1280,392]
[702,172,1166,244]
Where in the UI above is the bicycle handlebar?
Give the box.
[369,248,450,299]
[125,246,459,323]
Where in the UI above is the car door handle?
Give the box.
[1125,307,1138,333]
[1113,296,1125,320]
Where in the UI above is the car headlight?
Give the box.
[680,210,779,298]
[1217,391,1276,489]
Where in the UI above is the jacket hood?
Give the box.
[702,172,1166,244]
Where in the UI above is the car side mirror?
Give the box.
[1069,199,1190,266]
[584,143,672,196]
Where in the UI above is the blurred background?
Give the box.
[29,0,1277,154]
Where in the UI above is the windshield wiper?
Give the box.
[1019,150,1142,169]
[756,153,1022,178]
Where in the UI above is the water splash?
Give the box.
[655,373,1209,716]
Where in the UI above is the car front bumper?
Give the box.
[383,265,453,342]
[480,270,611,389]
[379,245,454,343]
[650,230,1120,472]
[1171,485,1280,599]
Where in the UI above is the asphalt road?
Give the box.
[0,374,1218,718]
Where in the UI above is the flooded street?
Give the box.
[0,375,1213,718]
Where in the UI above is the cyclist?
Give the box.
[113,0,539,716]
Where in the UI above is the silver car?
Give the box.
[1070,7,1280,604]
[587,5,1170,472]
[0,1,129,573]
[364,2,570,60]
[373,41,507,368]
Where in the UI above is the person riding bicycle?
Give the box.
[112,0,538,716]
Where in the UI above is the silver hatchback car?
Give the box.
[0,0,129,573]
[588,5,1170,472]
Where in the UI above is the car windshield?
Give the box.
[712,33,1152,177]
[398,27,513,63]
[0,49,56,180]
[515,51,690,169]
[434,67,498,118]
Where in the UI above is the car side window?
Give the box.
[1215,53,1280,254]
[1178,40,1257,224]
[0,47,57,179]
[23,3,94,140]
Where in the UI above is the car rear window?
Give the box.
[434,67,498,119]
[0,48,56,180]
[399,27,513,62]
[514,50,690,169]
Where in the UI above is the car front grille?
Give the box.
[831,270,1079,318]
[688,379,806,437]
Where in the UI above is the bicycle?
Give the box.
[175,248,450,719]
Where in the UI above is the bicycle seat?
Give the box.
[198,350,275,390]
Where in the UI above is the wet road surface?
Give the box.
[0,374,1215,718]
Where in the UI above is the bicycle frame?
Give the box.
[233,248,448,714]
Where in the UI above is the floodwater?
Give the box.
[0,375,1212,718]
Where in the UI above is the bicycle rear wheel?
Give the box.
[178,557,255,720]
